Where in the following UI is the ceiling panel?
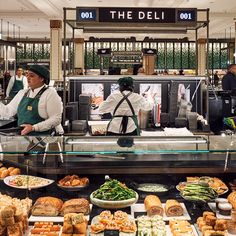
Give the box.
[0,0,235,39]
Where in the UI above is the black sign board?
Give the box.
[76,7,197,24]
[99,8,175,23]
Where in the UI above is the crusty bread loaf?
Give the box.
[31,197,63,216]
[61,199,90,215]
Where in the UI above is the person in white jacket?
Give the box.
[0,65,63,135]
[99,77,154,135]
[6,67,28,98]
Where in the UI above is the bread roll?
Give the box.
[2,216,15,226]
[165,199,183,217]
[1,169,9,178]
[0,167,7,171]
[144,195,163,216]
[10,168,20,176]
[14,210,24,222]
[7,167,15,172]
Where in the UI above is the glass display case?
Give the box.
[0,134,236,233]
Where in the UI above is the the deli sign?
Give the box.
[76,7,197,24]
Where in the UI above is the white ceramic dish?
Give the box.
[90,191,138,209]
[4,175,54,189]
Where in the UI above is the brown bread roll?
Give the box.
[9,168,21,176]
[1,169,9,178]
[2,216,15,226]
[144,195,163,216]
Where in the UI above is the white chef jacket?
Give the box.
[6,75,28,97]
[0,85,64,133]
[99,91,154,133]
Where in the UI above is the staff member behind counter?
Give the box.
[6,67,28,99]
[222,64,236,91]
[0,65,63,135]
[99,77,154,136]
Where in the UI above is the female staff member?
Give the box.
[0,65,63,135]
[99,77,153,135]
[6,67,28,98]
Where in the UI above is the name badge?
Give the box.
[27,106,32,111]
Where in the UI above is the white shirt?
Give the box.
[0,85,63,133]
[99,91,154,133]
[6,75,28,97]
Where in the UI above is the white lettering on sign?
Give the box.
[127,11,132,19]
[110,11,116,19]
[139,11,145,19]
[147,11,152,19]
[179,13,192,20]
[118,11,125,19]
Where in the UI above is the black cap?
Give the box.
[118,77,134,87]
[28,65,50,85]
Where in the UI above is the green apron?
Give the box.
[17,86,50,135]
[106,91,140,136]
[9,76,24,98]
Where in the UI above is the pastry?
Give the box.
[214,220,227,231]
[144,195,163,216]
[165,199,183,217]
[228,191,236,209]
[1,216,15,226]
[0,206,15,218]
[62,222,73,234]
[205,215,217,227]
[61,199,90,215]
[31,197,63,216]
[227,220,236,234]
[201,225,213,233]
[203,211,215,220]
[218,202,232,215]
[73,222,87,234]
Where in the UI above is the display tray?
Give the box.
[194,223,232,236]
[131,203,191,221]
[57,183,89,192]
[208,202,232,220]
[167,224,198,236]
[90,214,136,236]
[29,204,93,222]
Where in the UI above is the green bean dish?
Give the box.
[92,179,136,201]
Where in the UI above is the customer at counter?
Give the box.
[0,65,63,135]
[6,67,28,99]
[98,77,153,136]
[222,64,236,90]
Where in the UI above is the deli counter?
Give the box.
[0,134,236,235]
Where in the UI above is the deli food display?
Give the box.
[90,178,138,209]
[91,210,137,234]
[177,177,228,195]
